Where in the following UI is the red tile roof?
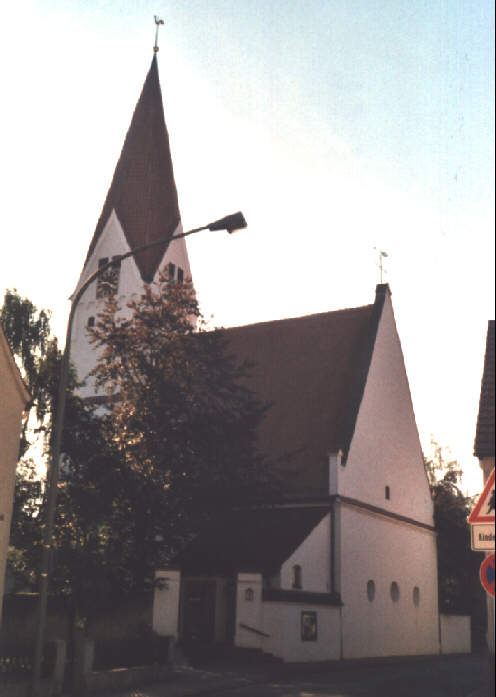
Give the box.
[84,55,180,283]
[474,320,495,458]
[173,505,330,573]
[223,291,385,498]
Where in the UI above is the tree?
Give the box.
[1,289,51,457]
[1,289,117,610]
[424,442,486,639]
[88,275,272,590]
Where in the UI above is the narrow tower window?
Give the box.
[390,582,400,602]
[168,262,176,281]
[366,580,376,602]
[385,486,391,500]
[413,586,420,607]
[177,267,184,282]
[292,564,302,589]
[87,316,95,328]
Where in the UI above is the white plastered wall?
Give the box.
[234,571,341,662]
[261,602,341,662]
[70,211,192,398]
[339,291,434,527]
[152,570,181,639]
[280,513,331,592]
[234,517,341,661]
[339,504,440,658]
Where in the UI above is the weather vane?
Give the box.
[154,15,164,53]
[374,247,389,284]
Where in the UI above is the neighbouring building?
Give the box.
[474,320,495,665]
[0,326,31,626]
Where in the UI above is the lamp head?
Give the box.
[208,211,247,234]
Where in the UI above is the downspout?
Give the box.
[330,499,336,595]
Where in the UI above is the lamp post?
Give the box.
[31,212,247,695]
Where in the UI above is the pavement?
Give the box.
[101,653,493,697]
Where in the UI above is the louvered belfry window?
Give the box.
[96,256,121,298]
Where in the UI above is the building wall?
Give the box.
[339,293,433,527]
[261,602,341,662]
[0,335,29,626]
[71,211,191,398]
[234,573,341,661]
[280,514,331,592]
[339,504,439,658]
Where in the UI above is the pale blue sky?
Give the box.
[0,1,494,491]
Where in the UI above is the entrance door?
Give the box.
[181,580,216,643]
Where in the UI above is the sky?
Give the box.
[0,1,494,494]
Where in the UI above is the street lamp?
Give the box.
[31,212,247,695]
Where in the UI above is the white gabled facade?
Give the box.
[335,286,440,657]
[153,286,471,661]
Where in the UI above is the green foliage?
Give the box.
[425,442,485,617]
[88,275,272,590]
[3,280,272,605]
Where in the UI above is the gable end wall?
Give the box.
[340,293,433,526]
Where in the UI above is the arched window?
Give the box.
[390,581,400,602]
[366,580,376,602]
[245,588,254,602]
[87,316,95,328]
[413,586,420,607]
[292,564,302,589]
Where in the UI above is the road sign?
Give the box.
[468,468,495,524]
[471,523,495,551]
[479,554,495,598]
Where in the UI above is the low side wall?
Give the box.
[440,614,471,654]
[261,602,341,662]
[152,570,181,639]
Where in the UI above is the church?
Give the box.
[71,50,469,661]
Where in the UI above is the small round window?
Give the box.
[413,586,420,607]
[390,582,400,602]
[366,580,375,602]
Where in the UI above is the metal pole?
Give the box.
[29,220,231,695]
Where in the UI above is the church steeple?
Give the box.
[72,52,192,398]
[83,54,180,283]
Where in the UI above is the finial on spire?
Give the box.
[373,247,389,284]
[154,15,164,52]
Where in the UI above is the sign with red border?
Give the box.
[468,469,495,524]
[480,554,495,598]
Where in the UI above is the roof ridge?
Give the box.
[220,303,374,333]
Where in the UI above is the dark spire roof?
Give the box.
[474,320,495,458]
[84,54,180,283]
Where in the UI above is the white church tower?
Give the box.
[71,54,192,397]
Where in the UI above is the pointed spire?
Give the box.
[84,54,181,283]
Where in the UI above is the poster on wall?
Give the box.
[301,611,318,641]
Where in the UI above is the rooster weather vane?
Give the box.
[154,16,164,53]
